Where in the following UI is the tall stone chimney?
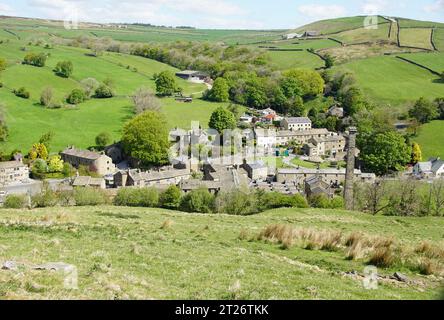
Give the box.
[344,127,358,211]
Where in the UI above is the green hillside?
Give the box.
[0,206,443,299]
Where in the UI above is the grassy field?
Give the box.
[399,28,434,50]
[267,50,325,70]
[0,205,442,299]
[336,55,444,108]
[293,16,388,35]
[433,29,444,51]
[397,52,444,73]
[414,120,444,160]
[333,24,391,44]
[398,18,444,29]
[263,39,340,50]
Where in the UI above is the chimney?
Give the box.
[344,127,357,211]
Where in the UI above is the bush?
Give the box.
[309,194,331,209]
[95,84,114,98]
[66,88,86,104]
[257,191,308,211]
[54,60,73,78]
[113,187,159,207]
[180,188,215,213]
[95,132,112,148]
[23,52,47,67]
[3,194,27,209]
[31,185,58,208]
[329,196,345,209]
[215,189,257,215]
[160,185,182,209]
[73,187,108,206]
[13,87,30,99]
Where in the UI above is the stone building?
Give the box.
[61,147,115,176]
[281,117,312,131]
[0,160,29,186]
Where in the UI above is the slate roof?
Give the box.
[61,148,102,161]
[0,161,27,169]
[285,117,311,124]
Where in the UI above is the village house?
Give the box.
[0,160,29,186]
[251,180,300,195]
[277,168,375,186]
[304,31,320,37]
[304,176,334,199]
[302,135,346,158]
[327,105,344,118]
[413,158,444,179]
[60,147,116,176]
[281,117,312,131]
[242,160,269,180]
[72,176,106,189]
[114,168,191,188]
[255,128,334,148]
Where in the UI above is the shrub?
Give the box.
[257,192,308,211]
[215,189,257,215]
[329,196,345,209]
[417,258,438,276]
[95,84,114,98]
[180,188,215,213]
[3,194,27,209]
[23,52,47,67]
[54,60,73,78]
[309,194,330,209]
[66,88,86,104]
[31,184,58,208]
[95,132,112,148]
[160,185,182,209]
[74,187,108,206]
[13,87,30,99]
[113,187,159,207]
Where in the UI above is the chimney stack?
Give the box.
[344,127,358,211]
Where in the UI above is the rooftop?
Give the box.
[0,161,27,169]
[284,117,312,124]
[61,148,102,161]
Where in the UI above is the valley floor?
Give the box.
[0,206,443,300]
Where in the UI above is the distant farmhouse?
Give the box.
[175,70,209,83]
[61,147,116,176]
[282,33,303,40]
[0,160,29,186]
[413,158,444,179]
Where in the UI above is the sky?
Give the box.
[0,0,443,29]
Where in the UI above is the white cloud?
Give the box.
[298,4,347,20]
[25,0,248,27]
[424,0,444,12]
[0,2,16,15]
[362,0,389,15]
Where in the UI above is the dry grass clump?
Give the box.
[368,246,396,268]
[417,258,439,276]
[344,232,366,247]
[346,241,367,260]
[160,219,173,230]
[415,241,444,260]
[238,228,249,241]
[319,231,343,252]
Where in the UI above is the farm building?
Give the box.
[114,168,191,188]
[327,105,344,118]
[304,176,334,198]
[242,161,269,180]
[0,160,29,186]
[282,33,303,40]
[72,176,106,189]
[255,128,333,148]
[175,70,209,83]
[60,147,116,176]
[302,135,346,158]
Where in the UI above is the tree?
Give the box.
[23,52,47,67]
[180,187,215,213]
[205,77,229,102]
[342,87,366,116]
[132,87,162,113]
[227,103,242,119]
[13,87,30,99]
[95,132,112,148]
[0,104,8,142]
[160,185,182,209]
[209,107,236,133]
[411,142,422,164]
[434,97,444,120]
[48,155,64,173]
[0,57,6,71]
[287,96,305,117]
[95,84,114,98]
[66,88,86,104]
[39,131,54,151]
[40,87,53,107]
[80,78,100,98]
[154,71,178,96]
[409,97,438,124]
[54,60,73,78]
[282,69,324,98]
[29,143,48,160]
[122,111,170,167]
[360,131,411,176]
[324,54,335,69]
